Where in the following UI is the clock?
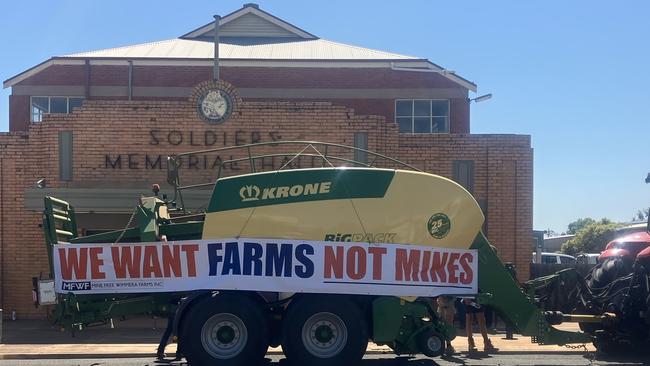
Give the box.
[197,88,233,124]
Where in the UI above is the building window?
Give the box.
[395,99,449,134]
[31,96,84,122]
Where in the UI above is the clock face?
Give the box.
[197,88,233,123]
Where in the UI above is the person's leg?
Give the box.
[157,315,174,358]
[437,297,456,355]
[465,312,477,353]
[476,311,498,353]
[441,306,455,355]
[476,312,489,342]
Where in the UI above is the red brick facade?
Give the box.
[0,78,532,317]
[8,65,470,133]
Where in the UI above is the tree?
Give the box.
[633,208,649,222]
[561,219,621,256]
[566,217,596,235]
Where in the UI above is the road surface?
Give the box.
[0,353,646,366]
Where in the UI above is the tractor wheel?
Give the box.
[589,257,632,289]
[418,329,446,357]
[181,293,268,366]
[282,295,368,366]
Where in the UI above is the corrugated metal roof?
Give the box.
[63,38,417,60]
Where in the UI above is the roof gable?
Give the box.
[181,4,317,40]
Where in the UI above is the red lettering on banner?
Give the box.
[429,252,448,282]
[420,251,431,281]
[181,244,199,277]
[368,247,386,280]
[89,247,106,279]
[346,246,366,280]
[447,253,460,284]
[162,245,182,277]
[395,248,421,281]
[324,246,344,279]
[143,246,163,278]
[459,253,474,284]
[112,246,142,278]
[58,247,88,280]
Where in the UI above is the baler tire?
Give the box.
[181,294,268,366]
[418,329,446,358]
[281,296,368,366]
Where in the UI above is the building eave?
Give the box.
[5,57,476,92]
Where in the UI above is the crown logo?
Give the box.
[239,185,261,202]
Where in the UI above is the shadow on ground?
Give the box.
[2,317,166,344]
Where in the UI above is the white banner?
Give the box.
[53,239,478,297]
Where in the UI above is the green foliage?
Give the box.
[561,219,621,256]
[566,217,596,235]
[633,208,649,221]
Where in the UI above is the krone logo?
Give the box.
[427,213,451,239]
[239,181,332,202]
[239,185,261,202]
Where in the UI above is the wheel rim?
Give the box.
[201,313,248,359]
[301,312,348,358]
[426,334,442,353]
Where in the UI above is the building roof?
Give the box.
[3,3,476,91]
[63,38,417,60]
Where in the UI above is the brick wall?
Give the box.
[0,95,531,318]
[18,65,465,89]
[9,65,470,133]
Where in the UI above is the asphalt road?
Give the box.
[0,353,647,366]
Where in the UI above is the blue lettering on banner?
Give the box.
[207,241,316,279]
[208,242,223,276]
[223,242,241,275]
[243,242,263,276]
[265,243,292,277]
[295,244,314,278]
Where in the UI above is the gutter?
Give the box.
[389,62,477,92]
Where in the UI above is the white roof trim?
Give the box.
[390,61,477,92]
[3,59,85,89]
[3,59,476,91]
[181,6,317,40]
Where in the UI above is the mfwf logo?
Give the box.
[239,181,332,202]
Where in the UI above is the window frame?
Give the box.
[394,99,450,134]
[30,96,84,123]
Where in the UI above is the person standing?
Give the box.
[463,298,498,354]
[157,305,183,360]
[436,295,457,356]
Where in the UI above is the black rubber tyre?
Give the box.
[281,295,368,366]
[418,329,446,358]
[181,293,268,366]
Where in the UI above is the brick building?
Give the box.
[0,4,532,318]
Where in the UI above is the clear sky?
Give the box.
[1,0,648,233]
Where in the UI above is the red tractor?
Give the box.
[575,226,650,352]
[530,174,650,353]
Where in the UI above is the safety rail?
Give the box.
[43,196,78,245]
[42,196,79,277]
[167,141,421,193]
